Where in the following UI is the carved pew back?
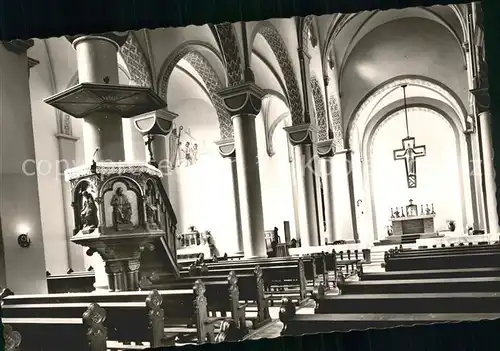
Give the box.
[184,256,315,285]
[188,261,309,304]
[1,290,165,350]
[46,271,95,293]
[158,269,271,329]
[148,271,248,336]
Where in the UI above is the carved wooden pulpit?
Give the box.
[65,162,176,292]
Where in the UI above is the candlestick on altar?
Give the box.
[390,208,394,218]
[431,203,435,214]
[401,207,405,217]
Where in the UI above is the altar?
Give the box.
[391,214,436,236]
[389,200,436,237]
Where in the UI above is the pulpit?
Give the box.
[65,162,177,291]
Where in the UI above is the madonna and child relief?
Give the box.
[1,1,498,348]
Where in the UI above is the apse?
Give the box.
[369,107,465,238]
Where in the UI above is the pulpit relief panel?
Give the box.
[101,178,143,232]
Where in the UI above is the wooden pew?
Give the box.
[183,256,317,285]
[2,282,224,348]
[143,270,270,331]
[360,267,500,281]
[46,271,95,293]
[384,251,500,271]
[390,244,500,257]
[314,292,500,314]
[178,253,244,267]
[339,276,500,294]
[184,261,309,305]
[1,290,165,350]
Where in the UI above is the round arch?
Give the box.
[346,75,468,150]
[249,21,304,125]
[355,99,473,242]
[156,41,232,139]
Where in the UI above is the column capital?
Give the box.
[470,87,490,114]
[134,108,178,136]
[317,139,336,157]
[67,32,129,50]
[2,39,34,55]
[214,138,236,158]
[217,82,265,117]
[284,123,318,146]
[334,148,352,156]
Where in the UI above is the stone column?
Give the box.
[217,83,267,258]
[0,40,48,293]
[331,150,356,242]
[317,140,335,243]
[134,108,178,186]
[471,87,499,235]
[72,34,127,163]
[478,111,499,234]
[71,34,127,291]
[284,124,320,248]
[215,139,244,255]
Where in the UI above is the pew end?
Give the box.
[278,297,297,335]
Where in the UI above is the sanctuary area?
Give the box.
[1,2,499,350]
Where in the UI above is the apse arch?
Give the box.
[157,41,233,138]
[357,99,472,242]
[249,21,303,125]
[346,75,468,150]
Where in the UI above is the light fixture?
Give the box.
[17,224,31,248]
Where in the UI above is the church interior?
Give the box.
[1,1,500,349]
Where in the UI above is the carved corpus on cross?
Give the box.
[392,85,426,188]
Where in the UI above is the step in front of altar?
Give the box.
[375,232,441,246]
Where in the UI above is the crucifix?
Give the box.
[145,134,158,168]
[392,85,426,188]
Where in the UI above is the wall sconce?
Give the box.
[17,224,31,248]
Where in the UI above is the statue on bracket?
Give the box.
[145,182,160,229]
[110,187,133,231]
[80,182,98,234]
